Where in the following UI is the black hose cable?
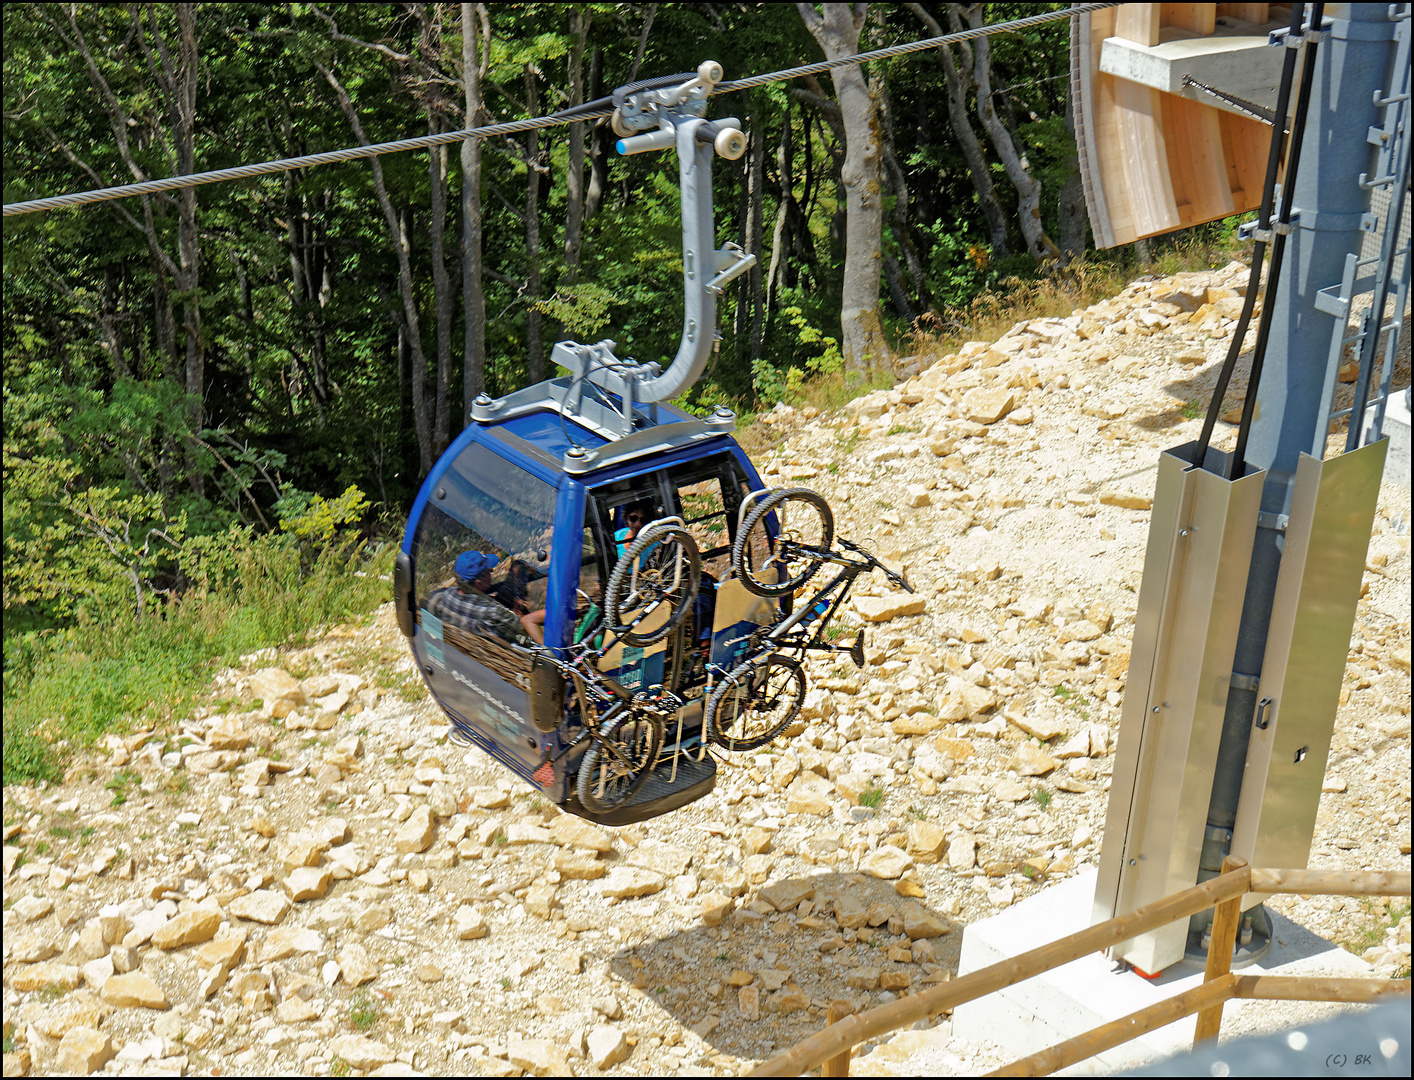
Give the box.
[1230,2,1325,481]
[1192,1,1307,472]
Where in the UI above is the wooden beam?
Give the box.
[1165,4,1218,35]
[747,866,1252,1077]
[1113,79,1181,236]
[1194,856,1246,1043]
[1116,4,1162,45]
[988,974,1238,1077]
[1233,975,1413,1003]
[1217,4,1270,24]
[1249,868,1413,896]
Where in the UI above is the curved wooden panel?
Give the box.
[1072,3,1284,249]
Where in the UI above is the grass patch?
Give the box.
[858,783,886,810]
[349,988,380,1031]
[1182,399,1203,420]
[3,534,393,785]
[1033,787,1053,809]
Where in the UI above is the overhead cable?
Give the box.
[3,2,1120,219]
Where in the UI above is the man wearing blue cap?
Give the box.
[430,551,532,645]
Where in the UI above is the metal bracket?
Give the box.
[1237,219,1272,243]
[1230,671,1262,692]
[1256,510,1290,532]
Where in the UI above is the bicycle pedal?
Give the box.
[849,630,866,669]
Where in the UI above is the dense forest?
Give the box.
[4,3,1186,778]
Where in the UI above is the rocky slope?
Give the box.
[3,262,1409,1078]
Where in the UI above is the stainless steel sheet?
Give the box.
[1093,444,1265,973]
[1232,439,1388,902]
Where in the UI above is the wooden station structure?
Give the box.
[1072,4,1293,248]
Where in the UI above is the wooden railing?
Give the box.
[748,859,1411,1078]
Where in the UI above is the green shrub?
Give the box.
[3,520,392,785]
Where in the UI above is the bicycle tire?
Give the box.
[704,653,807,752]
[605,524,701,646]
[575,712,663,812]
[731,488,834,598]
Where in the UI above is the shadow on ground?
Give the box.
[602,870,958,1064]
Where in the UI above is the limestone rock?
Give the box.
[193,931,246,973]
[992,777,1032,801]
[13,961,82,993]
[275,835,323,870]
[948,835,977,871]
[548,815,613,853]
[54,1027,114,1075]
[507,1037,572,1077]
[248,667,306,710]
[759,879,815,912]
[338,944,379,987]
[395,805,434,854]
[855,593,927,623]
[627,838,691,878]
[845,966,881,990]
[786,770,834,815]
[229,890,291,925]
[101,972,167,1009]
[600,866,665,900]
[698,891,734,927]
[906,822,946,864]
[329,1034,395,1072]
[258,926,320,963]
[1099,489,1152,510]
[902,905,950,940]
[454,906,488,940]
[961,387,1015,424]
[834,893,869,929]
[738,983,760,1021]
[285,865,332,902]
[1011,742,1060,777]
[505,822,551,846]
[1006,707,1068,742]
[150,909,221,950]
[587,1026,631,1069]
[860,846,913,880]
[553,850,606,880]
[893,713,943,736]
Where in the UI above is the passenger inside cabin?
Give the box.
[430,550,534,646]
[615,499,658,557]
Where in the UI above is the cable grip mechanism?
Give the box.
[548,61,757,438]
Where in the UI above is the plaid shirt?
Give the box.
[430,586,530,646]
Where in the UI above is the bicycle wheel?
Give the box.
[605,524,701,646]
[731,488,834,598]
[705,653,806,752]
[575,712,663,812]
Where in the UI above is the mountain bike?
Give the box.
[704,487,912,751]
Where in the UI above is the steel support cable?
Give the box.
[1192,2,1308,471]
[2,2,1120,219]
[1230,3,1325,480]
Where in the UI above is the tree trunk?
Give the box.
[429,132,454,454]
[562,9,591,286]
[966,6,1060,263]
[876,80,933,314]
[906,2,1011,257]
[747,121,767,362]
[461,2,487,415]
[321,63,434,472]
[585,46,610,222]
[766,117,792,310]
[524,64,545,383]
[796,3,890,373]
